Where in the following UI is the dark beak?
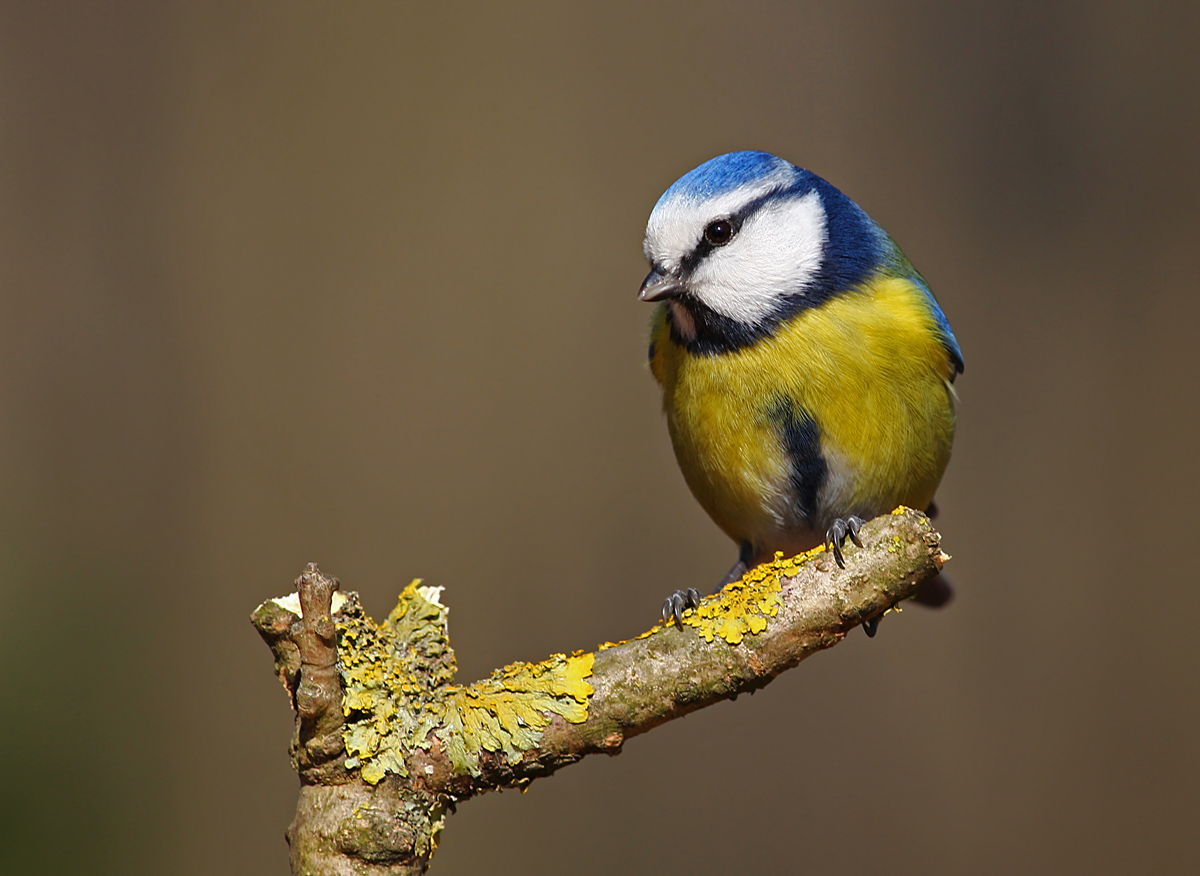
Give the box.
[638,268,685,302]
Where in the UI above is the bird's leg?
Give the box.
[824,516,865,568]
[719,540,755,586]
[718,562,748,586]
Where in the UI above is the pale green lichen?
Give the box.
[337,581,594,784]
[435,652,594,776]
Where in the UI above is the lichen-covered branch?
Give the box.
[252,507,947,875]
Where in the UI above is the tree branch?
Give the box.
[252,507,947,874]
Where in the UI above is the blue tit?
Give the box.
[640,151,962,630]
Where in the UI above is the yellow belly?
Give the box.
[650,275,957,558]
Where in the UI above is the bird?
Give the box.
[639,151,962,634]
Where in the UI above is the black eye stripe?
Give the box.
[681,216,739,273]
[679,183,799,275]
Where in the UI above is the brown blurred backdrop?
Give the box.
[2,3,1197,874]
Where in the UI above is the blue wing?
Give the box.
[908,274,964,377]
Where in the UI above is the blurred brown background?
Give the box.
[2,3,1197,874]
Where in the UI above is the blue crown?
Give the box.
[656,151,797,207]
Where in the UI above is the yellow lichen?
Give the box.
[337,584,595,784]
[583,546,830,653]
[678,547,823,644]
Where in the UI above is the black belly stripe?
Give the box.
[768,397,828,525]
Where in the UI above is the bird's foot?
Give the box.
[662,588,701,628]
[824,516,865,568]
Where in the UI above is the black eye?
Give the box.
[703,219,736,246]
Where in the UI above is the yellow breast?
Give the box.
[650,275,957,554]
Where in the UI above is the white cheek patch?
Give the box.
[691,191,826,324]
[643,166,795,271]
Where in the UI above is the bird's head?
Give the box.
[640,151,884,352]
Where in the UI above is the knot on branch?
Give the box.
[251,563,350,783]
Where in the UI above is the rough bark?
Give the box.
[252,507,947,875]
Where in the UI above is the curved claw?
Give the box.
[824,515,866,568]
[662,587,701,628]
[847,516,864,548]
